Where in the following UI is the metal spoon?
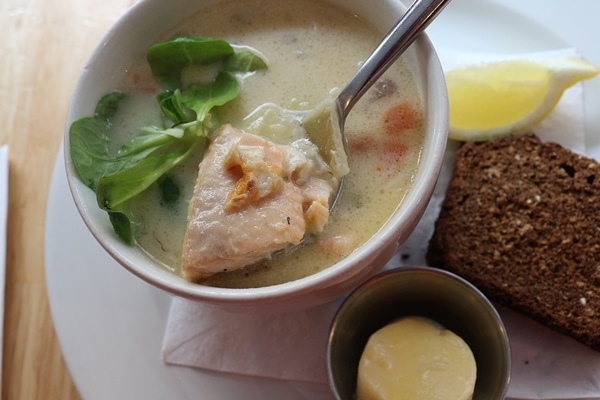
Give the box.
[325,0,452,210]
[261,0,451,255]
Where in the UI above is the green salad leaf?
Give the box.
[69,91,126,190]
[224,50,268,73]
[158,175,180,207]
[69,36,268,244]
[157,71,240,131]
[146,36,234,91]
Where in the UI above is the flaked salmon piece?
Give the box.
[223,140,286,211]
[182,124,334,283]
[301,178,331,235]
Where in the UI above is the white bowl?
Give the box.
[64,0,448,313]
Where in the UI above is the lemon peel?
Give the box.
[446,57,600,142]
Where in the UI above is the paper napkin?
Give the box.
[0,145,8,396]
[162,49,600,399]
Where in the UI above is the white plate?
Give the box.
[45,1,600,399]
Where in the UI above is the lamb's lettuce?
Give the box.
[146,36,234,90]
[69,91,126,191]
[69,37,267,244]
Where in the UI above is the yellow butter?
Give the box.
[357,317,477,400]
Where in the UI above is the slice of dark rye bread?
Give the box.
[427,133,600,351]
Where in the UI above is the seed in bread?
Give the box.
[427,133,600,351]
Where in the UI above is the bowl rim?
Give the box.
[63,0,449,308]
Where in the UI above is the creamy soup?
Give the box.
[112,0,425,288]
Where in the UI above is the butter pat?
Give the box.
[357,317,477,400]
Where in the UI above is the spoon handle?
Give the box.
[336,0,451,119]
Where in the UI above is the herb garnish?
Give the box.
[69,37,267,244]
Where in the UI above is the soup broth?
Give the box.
[114,0,425,288]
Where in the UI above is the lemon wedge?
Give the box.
[446,57,599,141]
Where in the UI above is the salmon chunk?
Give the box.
[182,124,334,283]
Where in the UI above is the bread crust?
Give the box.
[427,133,600,351]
